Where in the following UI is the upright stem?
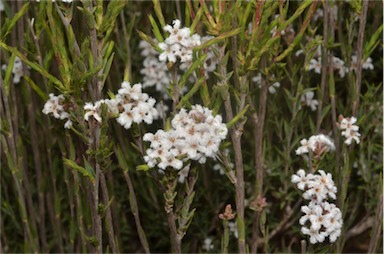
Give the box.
[352,0,368,116]
[100,173,118,253]
[316,0,329,131]
[327,2,340,174]
[367,192,383,253]
[164,178,181,253]
[251,57,268,254]
[219,44,246,254]
[123,170,150,254]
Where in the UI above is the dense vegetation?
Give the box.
[0,0,382,253]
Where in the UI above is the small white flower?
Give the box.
[228,221,239,239]
[269,81,280,94]
[301,91,319,111]
[350,55,374,72]
[362,57,374,70]
[291,169,314,190]
[308,58,321,74]
[64,119,72,129]
[301,226,327,244]
[84,101,102,123]
[296,138,311,155]
[178,165,190,183]
[332,56,348,78]
[339,116,361,145]
[202,237,214,251]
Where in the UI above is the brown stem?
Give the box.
[164,178,181,253]
[219,44,246,254]
[352,0,368,116]
[367,192,383,253]
[316,0,329,131]
[123,170,150,254]
[251,58,268,254]
[100,173,118,253]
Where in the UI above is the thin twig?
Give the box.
[352,0,369,116]
[218,43,246,253]
[100,172,118,253]
[123,170,151,254]
[251,57,268,254]
[316,0,329,131]
[368,193,383,253]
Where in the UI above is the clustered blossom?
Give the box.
[42,93,72,129]
[84,82,159,129]
[292,169,342,244]
[143,105,228,170]
[338,116,361,145]
[139,40,172,94]
[2,56,24,84]
[301,91,319,111]
[158,19,201,63]
[180,35,219,81]
[291,169,337,202]
[295,134,335,156]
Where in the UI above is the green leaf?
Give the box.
[3,54,15,96]
[148,14,164,42]
[178,54,207,88]
[195,28,242,50]
[63,158,95,183]
[177,77,205,109]
[136,164,150,171]
[0,41,64,89]
[23,76,48,101]
[0,2,30,39]
[226,105,250,129]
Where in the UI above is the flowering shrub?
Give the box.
[0,1,382,253]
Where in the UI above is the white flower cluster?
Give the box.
[291,169,337,202]
[179,35,219,80]
[159,19,201,63]
[295,134,335,156]
[139,40,172,94]
[2,56,25,84]
[42,93,72,129]
[292,169,342,244]
[143,105,228,170]
[301,91,319,111]
[83,82,159,129]
[338,116,361,145]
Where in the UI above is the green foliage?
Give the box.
[0,0,382,253]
